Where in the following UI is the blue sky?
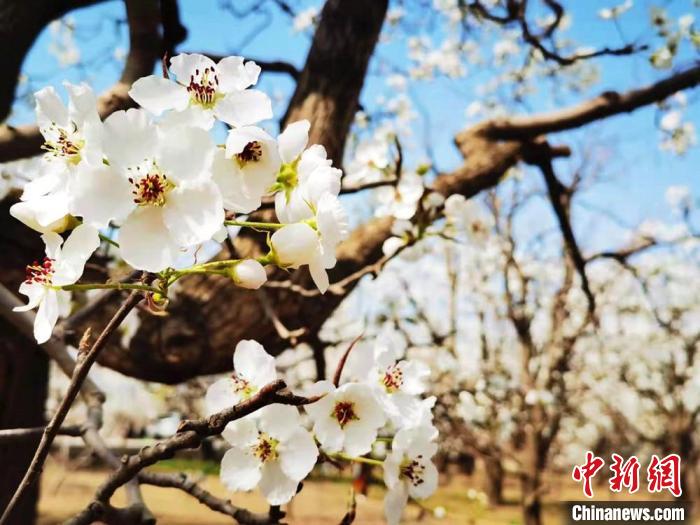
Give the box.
[11,0,699,253]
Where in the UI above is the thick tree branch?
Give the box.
[483,63,700,140]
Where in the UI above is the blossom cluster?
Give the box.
[205,340,439,524]
[11,53,349,343]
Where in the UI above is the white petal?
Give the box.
[259,461,299,505]
[162,181,224,246]
[211,149,260,213]
[409,460,438,499]
[10,200,70,234]
[383,451,402,490]
[41,232,64,260]
[157,125,215,183]
[129,76,189,115]
[69,163,134,228]
[308,256,329,294]
[233,259,267,289]
[13,282,46,312]
[34,86,69,130]
[278,428,318,481]
[271,223,319,267]
[205,377,240,416]
[224,126,280,193]
[342,419,378,457]
[215,56,256,92]
[159,105,215,130]
[65,82,99,125]
[53,224,100,286]
[169,53,216,83]
[221,417,259,447]
[220,447,261,492]
[312,415,344,453]
[119,207,180,272]
[384,485,409,525]
[214,90,272,127]
[34,289,60,344]
[234,340,276,387]
[259,404,301,442]
[102,109,157,169]
[278,120,310,164]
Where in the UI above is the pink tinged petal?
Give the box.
[278,120,310,164]
[34,86,69,131]
[220,447,262,492]
[221,418,259,447]
[162,181,224,246]
[129,76,190,115]
[259,405,301,442]
[233,340,276,387]
[169,53,217,83]
[384,484,410,525]
[119,207,181,272]
[278,429,318,481]
[35,289,60,344]
[52,224,100,286]
[157,125,215,183]
[69,164,134,228]
[214,90,272,127]
[13,282,46,312]
[102,109,157,169]
[205,378,240,416]
[259,461,299,506]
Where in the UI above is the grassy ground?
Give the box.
[36,457,683,525]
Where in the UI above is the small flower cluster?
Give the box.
[205,340,439,525]
[11,53,349,342]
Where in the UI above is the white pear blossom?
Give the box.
[444,194,493,242]
[129,53,272,129]
[345,138,390,185]
[305,381,386,456]
[11,83,103,232]
[220,404,318,505]
[205,340,277,415]
[367,345,430,427]
[375,173,424,220]
[270,193,349,293]
[232,259,267,289]
[211,126,281,213]
[274,120,342,223]
[14,224,100,343]
[383,426,439,525]
[70,109,224,271]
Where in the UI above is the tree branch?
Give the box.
[0,0,162,163]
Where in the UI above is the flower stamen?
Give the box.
[187,67,219,109]
[236,141,263,167]
[128,164,172,206]
[24,257,54,285]
[381,363,404,393]
[400,455,426,487]
[332,401,359,429]
[252,432,279,462]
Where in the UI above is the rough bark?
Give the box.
[282,0,389,165]
[483,456,504,506]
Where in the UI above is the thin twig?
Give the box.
[0,291,145,525]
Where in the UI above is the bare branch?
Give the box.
[0,290,145,525]
[483,63,700,140]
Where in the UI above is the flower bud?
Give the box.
[232,259,267,289]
